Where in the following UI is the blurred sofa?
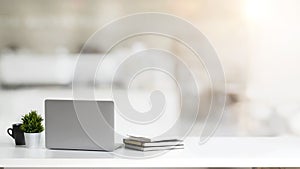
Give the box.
[0,53,181,140]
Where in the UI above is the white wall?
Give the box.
[246,0,300,104]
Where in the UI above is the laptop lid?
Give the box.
[45,99,115,151]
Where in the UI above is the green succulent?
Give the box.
[20,110,44,133]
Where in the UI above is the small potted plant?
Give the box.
[20,110,44,148]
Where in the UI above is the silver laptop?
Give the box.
[45,99,116,151]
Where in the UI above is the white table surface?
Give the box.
[1,137,300,168]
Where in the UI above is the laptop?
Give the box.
[45,99,118,151]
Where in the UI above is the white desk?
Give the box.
[1,137,300,168]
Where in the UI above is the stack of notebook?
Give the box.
[123,135,184,151]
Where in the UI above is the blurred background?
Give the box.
[0,0,300,139]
